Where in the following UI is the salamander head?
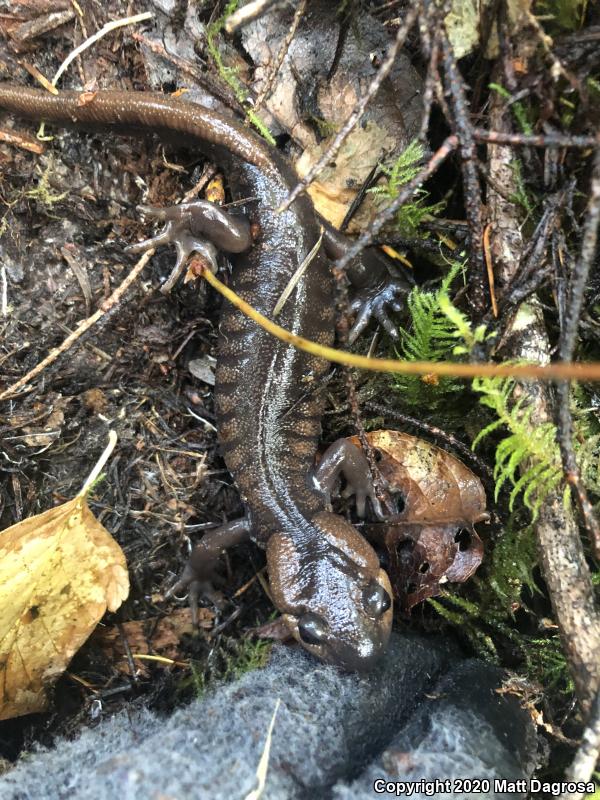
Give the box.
[266,511,392,670]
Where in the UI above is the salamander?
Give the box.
[0,85,411,669]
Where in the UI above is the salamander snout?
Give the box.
[267,512,393,671]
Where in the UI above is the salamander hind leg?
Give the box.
[126,200,252,293]
[313,438,385,519]
[166,517,251,624]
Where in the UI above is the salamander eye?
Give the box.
[297,613,328,645]
[363,581,391,617]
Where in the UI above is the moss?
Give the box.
[25,162,69,210]
[537,0,588,32]
[206,0,275,145]
[486,525,538,607]
[189,637,272,699]
[525,635,575,694]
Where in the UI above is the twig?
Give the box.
[254,0,307,112]
[416,3,442,142]
[364,402,494,482]
[440,30,486,313]
[483,224,498,317]
[273,226,323,317]
[331,135,458,276]
[79,430,118,496]
[0,250,154,401]
[195,264,600,382]
[560,146,600,359]
[1,264,7,317]
[485,60,600,713]
[0,128,44,153]
[473,128,599,149]
[276,1,421,214]
[52,12,154,87]
[556,146,600,559]
[224,0,281,34]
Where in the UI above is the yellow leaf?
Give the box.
[0,495,129,720]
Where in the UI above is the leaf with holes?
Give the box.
[351,430,488,610]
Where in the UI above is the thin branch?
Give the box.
[473,128,599,149]
[485,55,600,714]
[560,145,600,359]
[52,12,154,87]
[560,690,600,800]
[224,0,281,34]
[332,135,459,275]
[193,263,600,382]
[556,145,600,559]
[440,30,486,313]
[254,0,307,112]
[364,402,494,482]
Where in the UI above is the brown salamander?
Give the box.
[0,85,411,669]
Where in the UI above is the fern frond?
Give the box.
[472,376,562,518]
[472,417,505,449]
[392,262,464,409]
[369,140,446,236]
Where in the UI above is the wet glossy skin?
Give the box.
[0,86,394,669]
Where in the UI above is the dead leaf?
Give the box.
[94,608,214,676]
[366,522,484,610]
[445,0,533,59]
[351,430,488,525]
[349,430,488,610]
[296,121,397,232]
[9,392,70,448]
[241,3,421,233]
[0,495,129,719]
[22,404,66,447]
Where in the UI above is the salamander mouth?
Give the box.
[283,610,392,671]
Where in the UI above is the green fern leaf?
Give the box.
[392,262,465,410]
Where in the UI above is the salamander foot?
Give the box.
[166,517,251,624]
[313,438,385,519]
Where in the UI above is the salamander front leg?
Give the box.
[167,517,251,624]
[126,200,252,293]
[321,223,412,343]
[313,439,385,519]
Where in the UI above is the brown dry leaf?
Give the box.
[366,521,485,610]
[242,2,422,231]
[0,495,129,720]
[22,403,66,447]
[94,608,214,676]
[351,430,488,525]
[349,430,488,611]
